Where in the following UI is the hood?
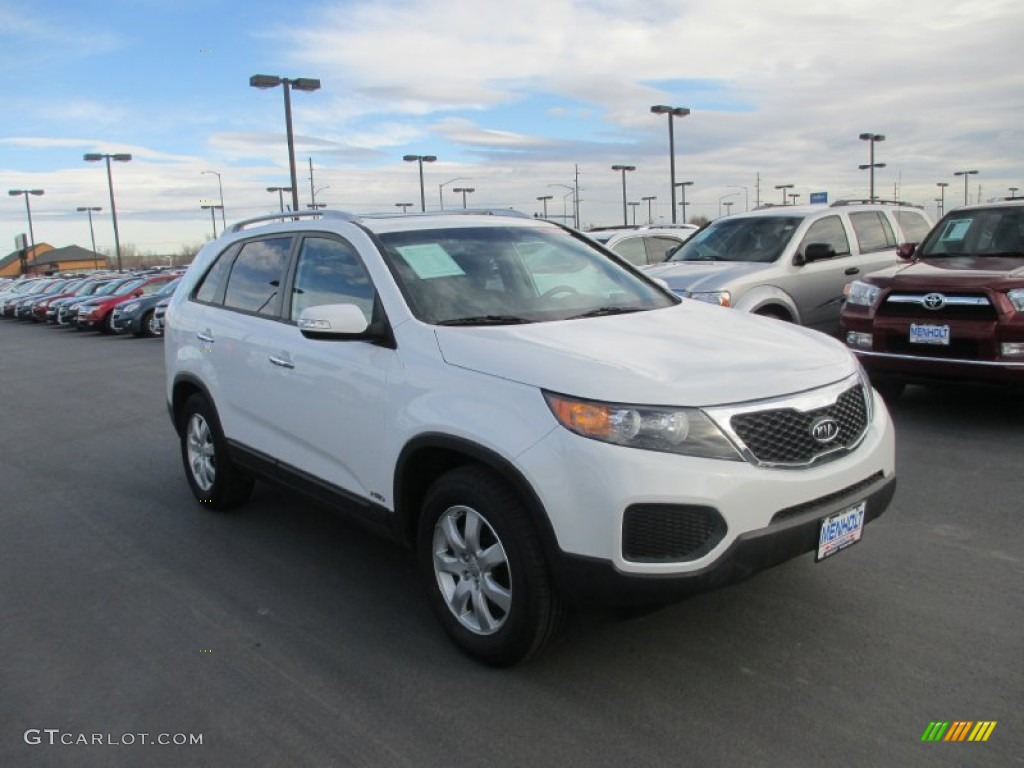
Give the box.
[878,256,1024,289]
[434,302,855,407]
[644,260,774,293]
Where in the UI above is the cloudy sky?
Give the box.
[1,0,1022,256]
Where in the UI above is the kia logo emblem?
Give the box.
[922,292,946,310]
[810,417,841,444]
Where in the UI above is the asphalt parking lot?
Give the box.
[1,322,1020,768]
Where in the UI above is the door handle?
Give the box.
[844,267,860,275]
[269,354,295,369]
[197,331,215,343]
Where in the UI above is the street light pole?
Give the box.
[267,186,292,213]
[201,204,223,239]
[774,183,794,205]
[628,202,640,226]
[611,165,635,226]
[954,169,979,205]
[76,206,101,253]
[8,189,43,267]
[789,193,801,205]
[650,105,690,223]
[548,184,577,228]
[936,182,949,216]
[404,155,437,211]
[84,152,132,272]
[250,74,321,214]
[718,191,739,218]
[439,177,470,210]
[723,201,734,216]
[1009,187,1020,199]
[727,185,749,211]
[453,187,475,208]
[536,195,553,218]
[395,203,414,213]
[641,195,656,224]
[858,133,886,201]
[675,181,694,223]
[201,170,226,228]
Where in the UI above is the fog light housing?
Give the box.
[846,331,873,349]
[1000,342,1024,357]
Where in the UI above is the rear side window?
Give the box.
[644,236,682,263]
[223,237,292,316]
[850,212,896,253]
[194,244,239,304]
[893,210,931,243]
[610,237,648,266]
[799,215,851,258]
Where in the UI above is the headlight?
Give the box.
[543,392,742,460]
[1007,288,1024,312]
[121,302,141,313]
[688,290,731,307]
[846,281,881,307]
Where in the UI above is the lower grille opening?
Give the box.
[623,504,727,563]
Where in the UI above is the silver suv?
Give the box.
[645,201,932,335]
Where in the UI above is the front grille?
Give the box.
[622,504,726,562]
[878,294,997,321]
[730,385,868,466]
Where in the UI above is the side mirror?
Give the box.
[298,303,370,340]
[663,244,681,261]
[897,242,917,261]
[802,242,835,263]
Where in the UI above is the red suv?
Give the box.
[840,199,1024,399]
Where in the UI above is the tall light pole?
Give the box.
[395,202,414,213]
[201,204,223,239]
[728,185,749,211]
[536,194,553,218]
[201,170,226,228]
[774,183,793,205]
[250,74,321,214]
[641,195,657,224]
[954,169,979,205]
[723,201,734,216]
[453,187,475,209]
[9,189,43,268]
[936,182,949,216]
[858,132,886,201]
[1010,186,1020,199]
[628,201,640,226]
[718,191,739,218]
[267,186,292,213]
[789,193,801,205]
[675,181,694,223]
[76,206,101,253]
[84,152,131,273]
[404,154,437,211]
[439,176,470,210]
[611,165,635,226]
[650,105,690,223]
[548,184,577,228]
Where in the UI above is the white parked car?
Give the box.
[588,224,698,267]
[165,209,896,665]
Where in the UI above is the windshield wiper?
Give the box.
[569,306,642,319]
[438,315,533,326]
[980,251,1024,258]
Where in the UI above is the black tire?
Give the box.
[873,379,905,404]
[417,465,563,666]
[134,310,156,338]
[754,307,791,322]
[100,312,114,334]
[179,394,254,510]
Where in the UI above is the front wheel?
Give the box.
[179,394,254,510]
[417,466,563,666]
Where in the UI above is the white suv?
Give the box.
[165,209,896,665]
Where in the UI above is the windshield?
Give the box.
[377,226,676,325]
[668,216,803,263]
[919,207,1024,257]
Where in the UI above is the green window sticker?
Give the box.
[396,244,466,279]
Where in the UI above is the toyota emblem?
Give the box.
[922,292,947,310]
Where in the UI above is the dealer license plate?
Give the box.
[816,502,866,562]
[909,323,950,345]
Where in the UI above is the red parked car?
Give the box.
[840,199,1024,399]
[74,273,177,333]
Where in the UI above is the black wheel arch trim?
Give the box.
[169,373,217,436]
[393,433,562,560]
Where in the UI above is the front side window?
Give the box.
[893,210,932,243]
[223,237,292,316]
[290,237,375,322]
[850,212,896,253]
[798,215,851,258]
[610,237,648,266]
[378,226,675,325]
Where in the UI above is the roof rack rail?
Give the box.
[830,199,919,208]
[361,207,530,220]
[227,209,360,234]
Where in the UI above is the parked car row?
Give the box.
[0,268,182,337]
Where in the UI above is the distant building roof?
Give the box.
[29,244,106,267]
